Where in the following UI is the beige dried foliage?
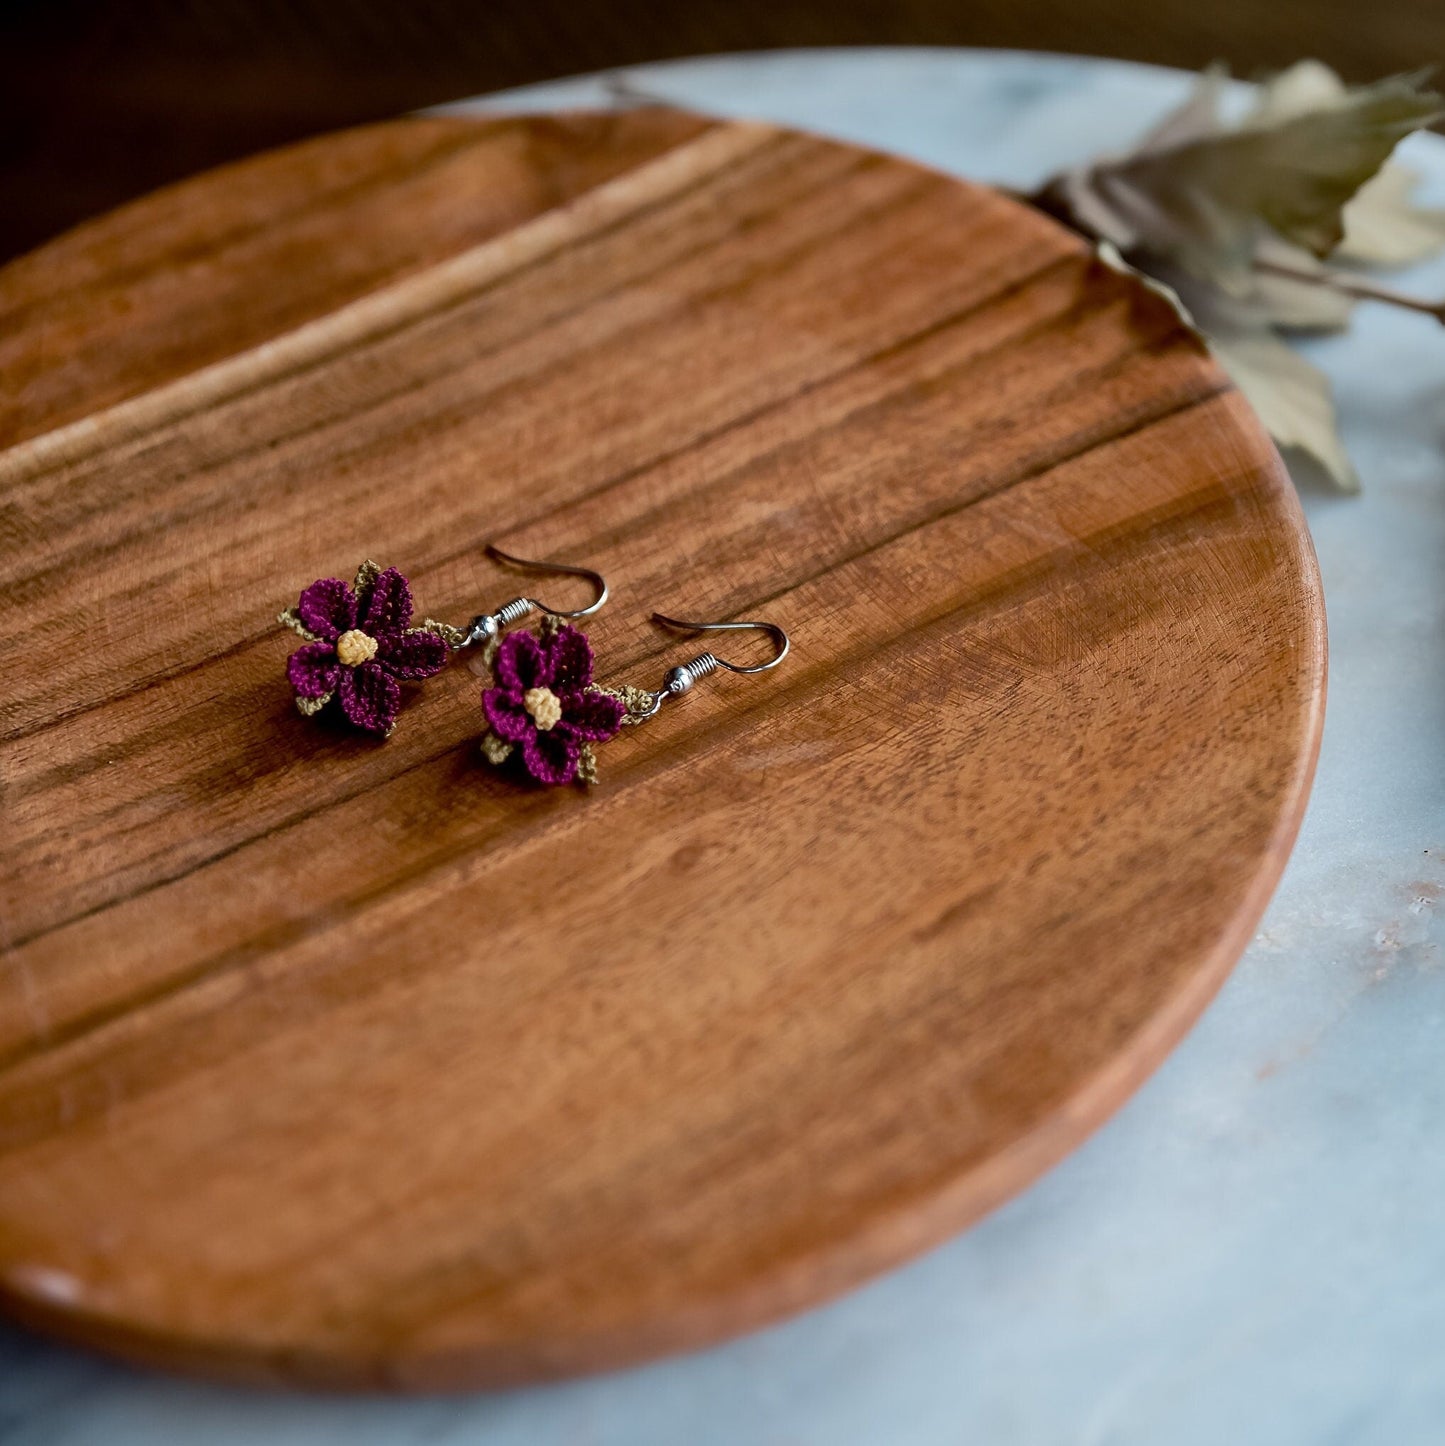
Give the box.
[1033,61,1445,490]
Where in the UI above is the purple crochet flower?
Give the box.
[279,560,448,736]
[481,624,626,786]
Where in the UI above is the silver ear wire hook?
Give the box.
[631,614,790,719]
[458,545,610,648]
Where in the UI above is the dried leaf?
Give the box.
[1249,61,1445,266]
[1130,64,1227,154]
[1029,61,1444,489]
[1339,163,1445,266]
[1035,62,1442,276]
[1206,323,1359,491]
[1229,235,1356,332]
[1245,58,1356,125]
[1107,76,1438,272]
[1093,240,1197,329]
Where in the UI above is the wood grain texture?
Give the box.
[0,108,1325,1388]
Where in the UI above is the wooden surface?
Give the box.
[0,108,1325,1388]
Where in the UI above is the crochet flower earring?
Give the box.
[479,613,789,787]
[278,547,608,738]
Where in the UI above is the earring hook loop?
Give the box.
[651,614,790,673]
[485,544,609,619]
[625,612,790,720]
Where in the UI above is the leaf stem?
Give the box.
[1254,256,1445,324]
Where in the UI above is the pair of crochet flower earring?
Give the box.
[278,547,789,788]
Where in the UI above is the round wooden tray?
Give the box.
[0,108,1324,1388]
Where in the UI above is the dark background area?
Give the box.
[3,0,1442,265]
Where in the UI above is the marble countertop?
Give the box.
[5,48,1443,1446]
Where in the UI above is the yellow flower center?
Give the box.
[523,686,563,731]
[336,629,378,667]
